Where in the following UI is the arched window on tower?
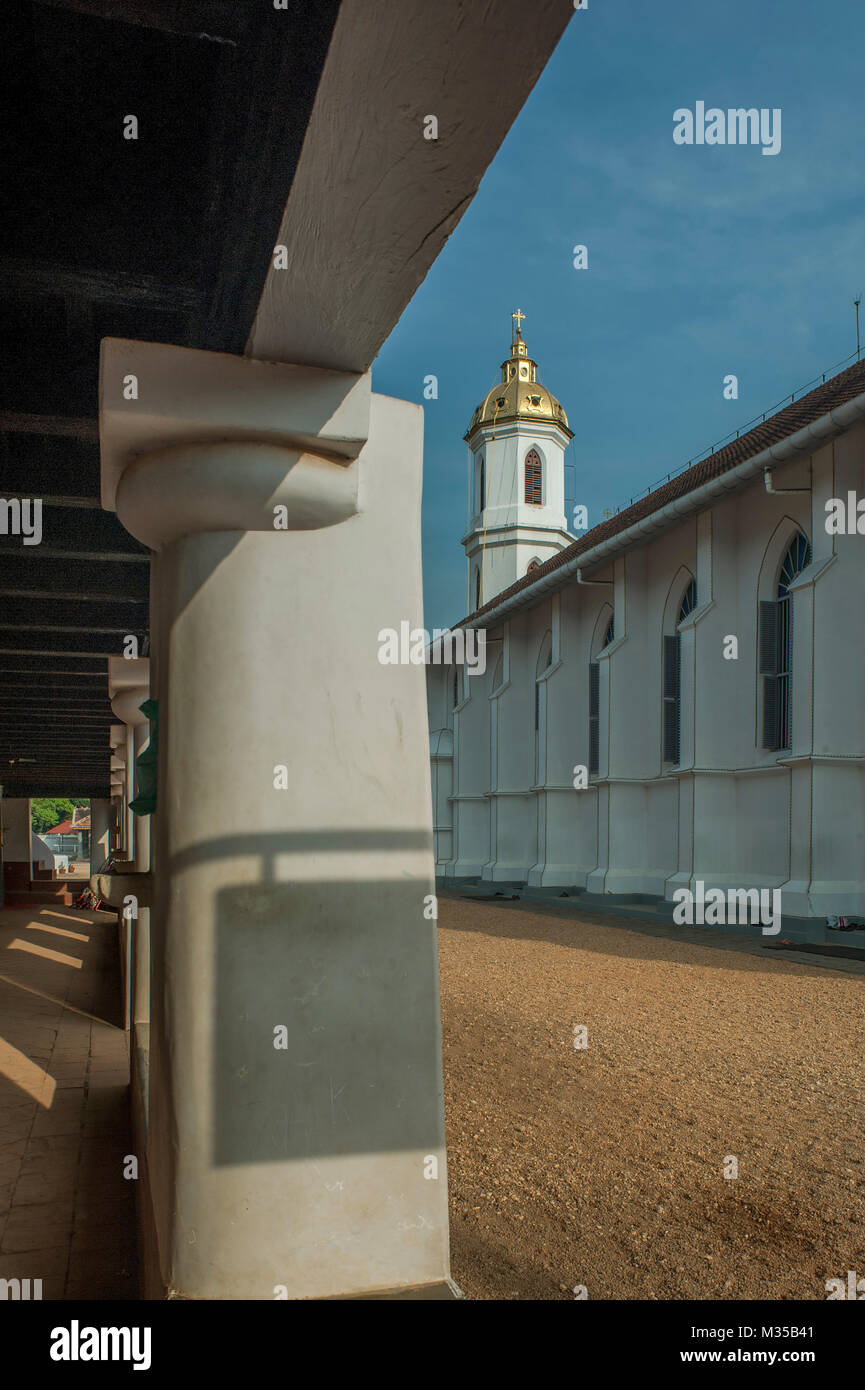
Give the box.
[524,448,543,504]
[477,454,485,513]
[475,568,481,611]
[759,530,811,750]
[662,579,696,764]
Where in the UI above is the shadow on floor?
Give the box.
[439,890,865,983]
[0,904,139,1299]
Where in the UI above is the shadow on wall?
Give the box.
[165,830,442,1167]
[213,878,443,1165]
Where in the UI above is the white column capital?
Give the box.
[109,655,150,692]
[99,339,371,548]
[109,656,150,726]
[116,440,360,550]
[111,686,150,726]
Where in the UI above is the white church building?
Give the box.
[427,315,865,930]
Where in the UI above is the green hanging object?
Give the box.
[129,697,158,817]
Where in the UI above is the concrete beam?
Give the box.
[247,0,573,371]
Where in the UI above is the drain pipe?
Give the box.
[764,466,811,495]
[575,570,613,586]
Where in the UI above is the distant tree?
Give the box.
[30,798,75,835]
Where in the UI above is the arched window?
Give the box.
[679,578,697,622]
[760,531,811,750]
[474,568,481,611]
[478,455,485,513]
[524,448,542,504]
[603,613,615,648]
[527,558,541,576]
[778,532,811,592]
[452,667,460,712]
[662,578,696,763]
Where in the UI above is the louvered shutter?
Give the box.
[758,600,778,674]
[588,662,600,775]
[785,601,792,747]
[762,673,780,750]
[524,450,542,504]
[759,600,781,749]
[662,633,680,763]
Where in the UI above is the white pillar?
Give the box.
[110,723,127,855]
[111,673,152,1032]
[1,798,33,892]
[90,799,112,869]
[100,340,454,1301]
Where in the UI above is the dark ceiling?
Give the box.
[0,0,341,798]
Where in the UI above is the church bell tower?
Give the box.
[463,310,573,611]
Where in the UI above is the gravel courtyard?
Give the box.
[438,894,865,1301]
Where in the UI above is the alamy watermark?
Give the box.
[50,1321,151,1370]
[825,493,865,533]
[0,497,41,545]
[377,622,487,675]
[826,1270,865,1299]
[673,103,781,157]
[672,880,781,935]
[1,1277,42,1299]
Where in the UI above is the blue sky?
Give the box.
[373,0,865,631]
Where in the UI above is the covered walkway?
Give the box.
[0,0,571,1300]
[0,903,137,1299]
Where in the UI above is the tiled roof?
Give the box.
[44,817,90,835]
[464,356,865,625]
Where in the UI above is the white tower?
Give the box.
[463,310,573,610]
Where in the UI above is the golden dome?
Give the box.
[465,310,572,442]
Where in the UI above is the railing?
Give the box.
[601,347,864,519]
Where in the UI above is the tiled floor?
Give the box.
[0,902,138,1298]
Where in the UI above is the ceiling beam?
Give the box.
[0,259,200,313]
[0,742,112,749]
[0,550,148,565]
[0,681,110,692]
[0,559,149,603]
[0,625,139,635]
[0,646,133,659]
[0,493,103,510]
[0,588,145,604]
[0,659,108,674]
[3,787,111,798]
[0,413,99,439]
[31,0,251,42]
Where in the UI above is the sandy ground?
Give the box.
[438,895,865,1301]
